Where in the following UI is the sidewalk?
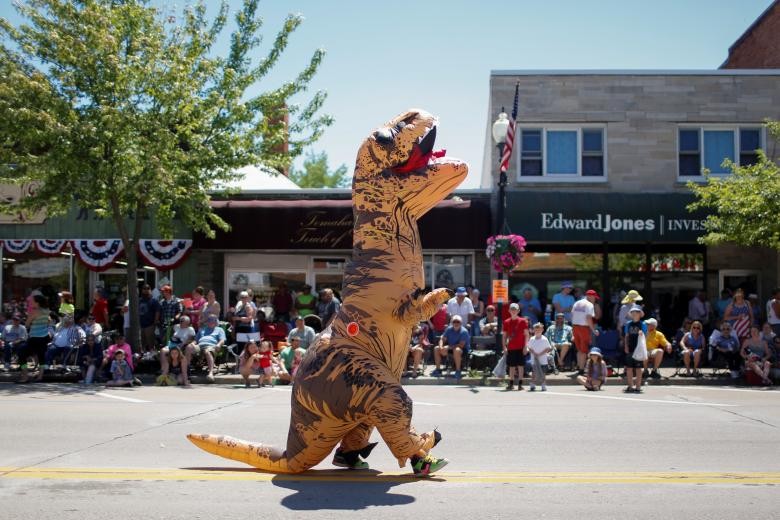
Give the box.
[0,366,749,387]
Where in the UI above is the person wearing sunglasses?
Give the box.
[679,320,706,377]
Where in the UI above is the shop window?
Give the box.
[424,254,473,290]
[519,126,606,179]
[226,270,306,310]
[516,252,603,272]
[678,126,763,177]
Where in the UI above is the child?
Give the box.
[239,341,263,388]
[577,348,608,390]
[106,350,133,387]
[257,340,274,387]
[102,332,134,379]
[503,303,530,391]
[291,347,304,378]
[623,305,648,393]
[527,322,552,391]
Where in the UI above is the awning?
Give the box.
[197,198,491,250]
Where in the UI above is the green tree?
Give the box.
[0,0,332,350]
[687,120,780,250]
[289,150,350,188]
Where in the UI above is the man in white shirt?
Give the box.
[767,288,780,337]
[446,287,475,331]
[570,289,600,374]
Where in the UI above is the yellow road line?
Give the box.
[1,467,779,484]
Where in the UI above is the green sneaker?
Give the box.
[332,452,370,470]
[411,454,449,477]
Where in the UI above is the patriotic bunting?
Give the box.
[34,239,68,256]
[70,239,125,272]
[2,239,33,254]
[137,239,193,270]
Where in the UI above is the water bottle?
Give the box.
[544,304,552,325]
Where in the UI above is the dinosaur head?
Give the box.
[353,109,468,219]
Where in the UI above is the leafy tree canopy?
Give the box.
[289,150,349,188]
[687,120,780,250]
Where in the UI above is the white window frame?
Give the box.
[677,124,765,180]
[423,251,476,290]
[516,124,608,183]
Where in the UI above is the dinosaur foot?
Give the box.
[332,442,378,470]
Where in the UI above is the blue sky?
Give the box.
[2,0,773,187]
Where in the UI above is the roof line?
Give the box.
[725,0,778,60]
[491,69,780,76]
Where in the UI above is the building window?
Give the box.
[519,127,605,178]
[423,253,474,290]
[678,126,763,176]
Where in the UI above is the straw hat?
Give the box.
[621,290,643,304]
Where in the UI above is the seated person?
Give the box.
[478,305,499,351]
[709,322,742,379]
[577,347,607,390]
[160,316,196,383]
[431,315,470,380]
[2,314,28,371]
[81,314,103,345]
[195,314,226,383]
[741,326,772,385]
[287,316,316,350]
[279,337,306,374]
[408,322,430,378]
[78,333,103,384]
[545,313,572,374]
[105,349,133,387]
[102,332,134,379]
[644,318,671,380]
[44,314,86,369]
[680,320,706,376]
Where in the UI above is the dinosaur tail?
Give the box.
[186,433,298,474]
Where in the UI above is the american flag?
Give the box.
[499,83,519,173]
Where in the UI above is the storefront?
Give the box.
[503,191,722,332]
[193,194,492,309]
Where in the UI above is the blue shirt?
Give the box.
[138,296,161,328]
[552,293,575,322]
[520,296,541,324]
[197,326,227,347]
[441,326,470,351]
[623,320,648,351]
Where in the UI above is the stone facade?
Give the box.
[484,72,780,193]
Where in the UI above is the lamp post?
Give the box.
[491,110,510,356]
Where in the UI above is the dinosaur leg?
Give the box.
[188,407,346,474]
[333,422,378,469]
[369,384,441,467]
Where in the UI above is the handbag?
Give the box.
[492,352,507,378]
[632,332,648,361]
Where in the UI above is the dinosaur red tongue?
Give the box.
[393,148,446,174]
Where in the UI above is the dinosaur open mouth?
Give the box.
[393,125,446,174]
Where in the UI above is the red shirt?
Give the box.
[430,304,448,333]
[503,317,529,350]
[91,298,109,327]
[259,351,272,369]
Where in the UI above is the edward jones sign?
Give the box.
[508,192,708,243]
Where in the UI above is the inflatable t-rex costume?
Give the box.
[188,109,468,475]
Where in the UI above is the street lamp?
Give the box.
[491,110,510,361]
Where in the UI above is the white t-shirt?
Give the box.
[527,335,552,365]
[768,298,780,325]
[571,299,595,326]
[446,297,474,321]
[172,326,196,344]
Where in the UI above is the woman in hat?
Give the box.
[577,348,607,390]
[623,305,647,393]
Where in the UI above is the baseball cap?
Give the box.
[585,289,600,300]
[455,287,467,296]
[561,281,573,289]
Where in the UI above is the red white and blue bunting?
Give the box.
[70,239,125,272]
[137,239,193,270]
[2,239,33,254]
[34,239,68,256]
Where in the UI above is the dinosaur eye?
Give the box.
[395,121,406,131]
[373,128,393,145]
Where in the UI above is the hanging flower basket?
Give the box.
[486,234,526,273]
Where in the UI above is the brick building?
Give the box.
[722,0,780,69]
[482,70,780,332]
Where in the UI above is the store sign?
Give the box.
[508,192,708,243]
[290,210,353,249]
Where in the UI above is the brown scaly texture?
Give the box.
[188,109,468,473]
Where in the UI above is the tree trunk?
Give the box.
[125,244,141,355]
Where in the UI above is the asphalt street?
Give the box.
[0,382,778,520]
